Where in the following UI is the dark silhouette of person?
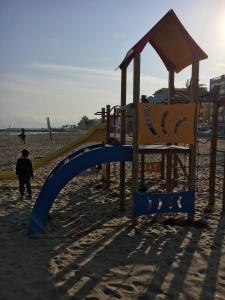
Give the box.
[16,149,33,199]
[18,128,26,144]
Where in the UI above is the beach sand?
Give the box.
[0,132,225,300]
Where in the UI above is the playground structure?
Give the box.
[28,10,225,234]
[117,9,207,224]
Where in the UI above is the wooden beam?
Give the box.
[120,67,127,211]
[188,58,199,221]
[208,87,220,206]
[166,151,173,193]
[223,152,225,211]
[46,117,52,142]
[132,54,141,225]
[120,68,127,144]
[105,104,111,188]
[176,154,188,179]
[222,152,225,211]
[101,107,106,184]
[101,107,105,123]
[166,69,175,192]
[168,69,175,103]
[161,153,165,179]
[140,95,146,188]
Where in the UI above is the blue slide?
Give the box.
[28,144,133,234]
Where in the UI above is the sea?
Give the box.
[0,129,49,136]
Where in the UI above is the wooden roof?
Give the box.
[119,10,208,73]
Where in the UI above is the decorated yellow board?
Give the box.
[138,103,196,144]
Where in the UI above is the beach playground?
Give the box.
[0,129,225,300]
[1,9,225,300]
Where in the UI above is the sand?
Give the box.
[0,132,225,300]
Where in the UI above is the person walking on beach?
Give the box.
[16,149,33,199]
[18,128,26,144]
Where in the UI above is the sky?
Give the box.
[0,0,225,128]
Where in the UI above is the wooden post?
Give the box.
[119,67,127,211]
[168,70,175,101]
[101,107,105,123]
[105,105,111,188]
[99,107,106,183]
[166,69,175,192]
[176,155,188,179]
[223,152,225,211]
[140,154,145,188]
[222,151,225,211]
[188,58,199,220]
[166,150,173,193]
[140,95,146,188]
[132,54,141,225]
[169,70,179,186]
[46,117,52,142]
[173,154,178,187]
[161,154,165,179]
[208,88,219,207]
[113,106,116,137]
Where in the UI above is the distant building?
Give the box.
[210,75,225,96]
[146,86,207,104]
[199,101,210,123]
[146,88,169,103]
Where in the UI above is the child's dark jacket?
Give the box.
[16,158,33,179]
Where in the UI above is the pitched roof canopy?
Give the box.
[119,10,208,73]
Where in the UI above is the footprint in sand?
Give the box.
[103,286,122,299]
[109,282,136,292]
[85,297,101,300]
[79,240,93,248]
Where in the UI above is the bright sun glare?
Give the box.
[219,11,225,37]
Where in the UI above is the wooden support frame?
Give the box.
[166,152,173,193]
[140,154,145,187]
[99,107,106,183]
[168,69,175,101]
[161,153,165,179]
[132,54,141,225]
[166,69,175,193]
[101,107,105,123]
[188,58,199,220]
[176,154,188,179]
[140,95,146,188]
[115,11,208,225]
[119,67,127,211]
[208,90,219,207]
[46,117,52,142]
[105,104,111,188]
[223,152,225,211]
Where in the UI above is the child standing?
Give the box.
[16,149,34,199]
[18,128,26,144]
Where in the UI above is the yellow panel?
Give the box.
[138,103,196,144]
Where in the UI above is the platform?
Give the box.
[138,144,190,154]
